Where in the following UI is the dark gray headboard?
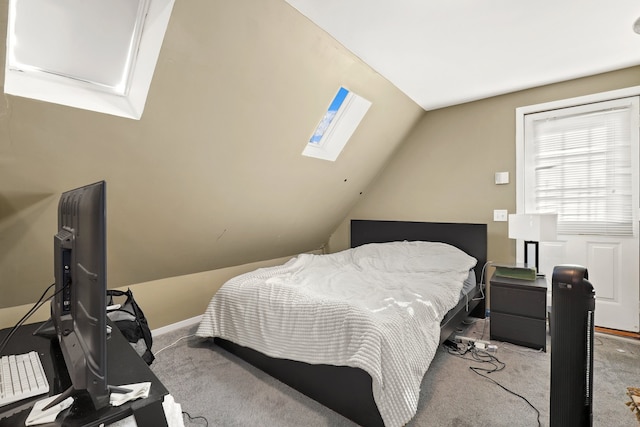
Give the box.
[350,220,488,284]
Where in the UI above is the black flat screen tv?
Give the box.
[44,181,111,410]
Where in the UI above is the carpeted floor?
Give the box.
[150,318,640,426]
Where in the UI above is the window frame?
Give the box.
[516,85,640,232]
[302,87,371,162]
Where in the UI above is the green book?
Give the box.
[494,265,537,281]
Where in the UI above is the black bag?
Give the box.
[106,288,154,365]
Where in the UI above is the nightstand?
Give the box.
[489,272,547,351]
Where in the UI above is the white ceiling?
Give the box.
[286,0,640,111]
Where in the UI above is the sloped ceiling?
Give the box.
[286,0,640,110]
[0,0,423,307]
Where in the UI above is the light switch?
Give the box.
[495,172,509,185]
[493,209,508,222]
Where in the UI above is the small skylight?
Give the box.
[4,0,175,120]
[303,86,371,161]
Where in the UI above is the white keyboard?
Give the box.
[0,352,50,407]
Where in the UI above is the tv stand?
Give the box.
[32,317,56,338]
[0,321,169,427]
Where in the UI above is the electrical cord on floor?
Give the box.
[444,342,541,427]
[153,334,197,357]
[182,410,209,426]
[445,342,505,373]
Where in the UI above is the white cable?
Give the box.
[154,334,196,356]
[472,261,493,301]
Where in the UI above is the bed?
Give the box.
[196,220,487,427]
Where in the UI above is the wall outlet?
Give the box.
[493,209,508,222]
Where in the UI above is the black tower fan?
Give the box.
[550,265,596,427]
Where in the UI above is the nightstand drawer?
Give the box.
[491,284,546,319]
[490,312,546,351]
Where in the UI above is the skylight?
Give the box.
[4,0,175,120]
[303,87,371,161]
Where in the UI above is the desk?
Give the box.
[0,321,169,427]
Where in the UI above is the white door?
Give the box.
[517,92,640,332]
[539,236,639,332]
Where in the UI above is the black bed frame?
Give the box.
[216,220,487,427]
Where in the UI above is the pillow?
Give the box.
[351,241,476,274]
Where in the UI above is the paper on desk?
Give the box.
[110,382,151,407]
[25,394,74,426]
[163,394,185,427]
[106,394,185,427]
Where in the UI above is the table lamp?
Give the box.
[508,213,558,274]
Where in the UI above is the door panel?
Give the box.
[587,242,617,301]
[541,236,638,332]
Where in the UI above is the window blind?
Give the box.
[526,98,637,236]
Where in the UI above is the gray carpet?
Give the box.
[150,318,640,426]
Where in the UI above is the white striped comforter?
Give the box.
[196,241,477,427]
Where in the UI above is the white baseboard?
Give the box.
[151,315,202,337]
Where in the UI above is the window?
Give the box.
[519,94,639,236]
[4,0,175,119]
[302,87,371,161]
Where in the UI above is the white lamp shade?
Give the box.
[508,213,558,242]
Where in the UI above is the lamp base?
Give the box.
[524,240,539,273]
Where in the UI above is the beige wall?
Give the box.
[0,0,422,311]
[330,66,640,269]
[134,67,639,331]
[0,254,295,330]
